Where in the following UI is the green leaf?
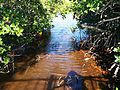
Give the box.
[83,0,86,2]
[15,28,23,37]
[5,25,11,33]
[3,56,10,65]
[10,23,15,28]
[115,55,120,62]
[0,38,3,45]
[84,10,88,13]
[116,87,118,90]
[114,47,120,52]
[87,3,92,8]
[89,8,96,12]
[96,6,100,10]
[0,47,6,54]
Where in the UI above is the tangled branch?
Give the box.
[97,16,120,26]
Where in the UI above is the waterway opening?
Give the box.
[45,13,89,54]
[0,13,108,90]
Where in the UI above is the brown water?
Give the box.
[0,14,108,90]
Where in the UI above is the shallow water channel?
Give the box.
[0,14,108,90]
[46,13,88,54]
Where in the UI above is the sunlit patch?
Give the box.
[46,14,89,54]
[84,58,90,61]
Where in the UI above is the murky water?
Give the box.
[0,14,108,90]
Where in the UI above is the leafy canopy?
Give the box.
[0,0,51,64]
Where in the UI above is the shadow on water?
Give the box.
[83,76,108,90]
[0,75,108,90]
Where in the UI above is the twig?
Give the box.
[96,0,114,19]
[98,0,113,13]
[80,24,103,32]
[97,16,120,26]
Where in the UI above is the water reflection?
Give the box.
[46,13,88,54]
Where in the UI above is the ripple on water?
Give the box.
[45,13,88,55]
[0,14,108,90]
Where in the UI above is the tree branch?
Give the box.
[97,16,120,26]
[97,0,114,19]
[99,0,114,13]
[80,24,103,32]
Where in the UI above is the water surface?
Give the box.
[46,13,88,54]
[0,14,108,90]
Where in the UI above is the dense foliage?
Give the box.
[41,0,73,17]
[70,0,120,89]
[72,0,120,31]
[72,0,104,23]
[0,0,51,68]
[114,46,120,63]
[0,0,120,89]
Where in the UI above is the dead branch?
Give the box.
[99,0,114,13]
[80,24,103,32]
[96,0,114,19]
[97,16,120,26]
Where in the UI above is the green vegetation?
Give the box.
[72,0,103,20]
[0,0,51,68]
[0,0,120,89]
[114,47,120,63]
[0,0,74,69]
[41,0,73,17]
[72,0,120,31]
[70,1,120,89]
